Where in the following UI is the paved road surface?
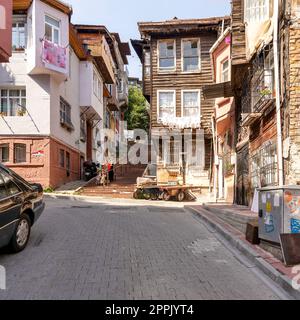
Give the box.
[0,197,286,300]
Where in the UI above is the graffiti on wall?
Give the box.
[284,191,300,234]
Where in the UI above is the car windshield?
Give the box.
[0,165,34,191]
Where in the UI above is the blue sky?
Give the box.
[66,0,231,78]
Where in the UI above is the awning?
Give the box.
[202,81,233,100]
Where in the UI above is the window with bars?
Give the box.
[244,0,269,24]
[250,141,277,188]
[0,89,26,116]
[182,39,200,72]
[14,143,26,163]
[0,144,9,163]
[182,90,200,118]
[158,91,176,119]
[158,40,176,70]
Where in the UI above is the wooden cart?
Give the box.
[133,183,198,202]
[134,164,198,202]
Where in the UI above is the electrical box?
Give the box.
[258,186,300,244]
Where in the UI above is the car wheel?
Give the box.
[9,214,31,253]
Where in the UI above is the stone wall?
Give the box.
[285,17,300,184]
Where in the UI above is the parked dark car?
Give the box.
[0,163,45,253]
[83,161,98,181]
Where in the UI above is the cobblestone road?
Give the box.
[0,197,283,300]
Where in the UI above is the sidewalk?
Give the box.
[54,180,89,194]
[186,204,300,299]
[202,203,257,233]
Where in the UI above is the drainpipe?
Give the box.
[274,0,284,186]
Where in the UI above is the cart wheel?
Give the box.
[177,190,185,202]
[158,191,164,200]
[143,191,151,200]
[133,191,139,199]
[162,191,171,201]
[151,192,158,201]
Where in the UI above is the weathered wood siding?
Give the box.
[150,33,217,134]
[231,0,247,65]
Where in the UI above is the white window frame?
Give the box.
[44,14,60,45]
[221,58,230,83]
[181,89,201,118]
[0,88,26,116]
[12,15,27,51]
[157,90,176,121]
[93,68,103,102]
[244,0,270,24]
[181,38,201,73]
[157,39,176,72]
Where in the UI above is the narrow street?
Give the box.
[0,197,286,300]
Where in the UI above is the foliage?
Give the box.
[44,186,54,193]
[124,86,149,132]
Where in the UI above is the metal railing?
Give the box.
[251,69,274,113]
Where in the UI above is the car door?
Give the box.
[0,169,23,247]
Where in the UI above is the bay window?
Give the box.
[182,90,200,118]
[182,39,200,72]
[158,91,176,119]
[45,15,60,44]
[0,89,26,116]
[244,0,269,24]
[158,40,176,70]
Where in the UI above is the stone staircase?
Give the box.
[79,164,146,199]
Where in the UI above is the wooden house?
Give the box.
[132,17,229,191]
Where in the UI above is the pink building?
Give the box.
[203,28,235,203]
[0,0,12,63]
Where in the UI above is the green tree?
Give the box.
[125,86,149,132]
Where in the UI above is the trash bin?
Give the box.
[258,186,300,244]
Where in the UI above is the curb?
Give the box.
[202,204,256,224]
[44,193,121,202]
[185,206,300,300]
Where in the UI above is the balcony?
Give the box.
[107,96,119,111]
[241,69,275,127]
[88,35,115,84]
